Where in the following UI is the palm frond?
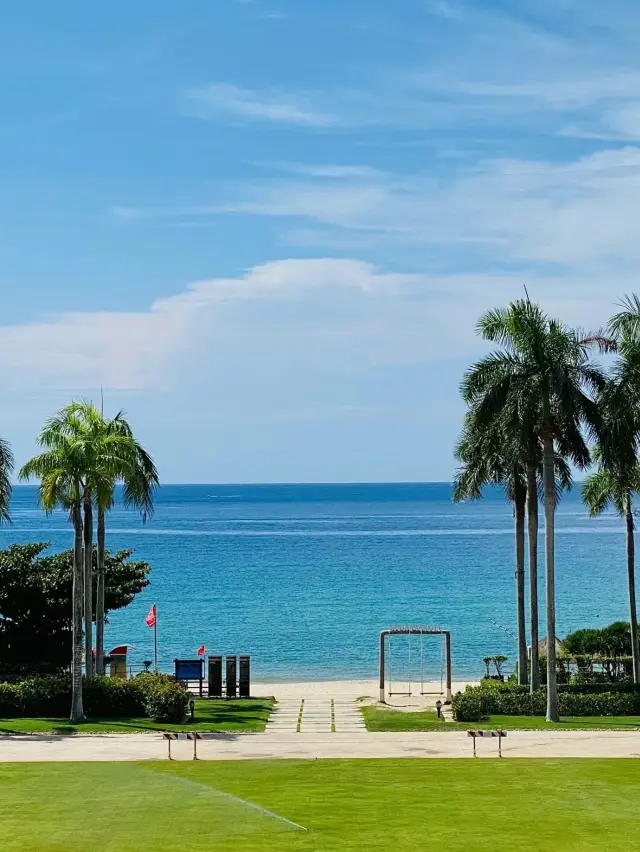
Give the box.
[0,436,14,524]
[608,294,640,340]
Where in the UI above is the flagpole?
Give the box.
[154,614,158,672]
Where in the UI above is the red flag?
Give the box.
[145,604,157,628]
[197,645,206,656]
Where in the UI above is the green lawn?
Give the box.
[0,699,273,735]
[361,705,640,731]
[2,759,640,850]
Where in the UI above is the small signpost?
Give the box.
[467,730,507,758]
[163,732,179,760]
[188,732,202,761]
[162,732,203,760]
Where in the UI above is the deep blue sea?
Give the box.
[0,483,629,681]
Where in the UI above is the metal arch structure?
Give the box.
[379,626,452,705]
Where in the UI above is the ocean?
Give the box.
[0,483,629,681]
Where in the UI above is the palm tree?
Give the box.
[20,420,89,722]
[0,435,14,525]
[453,414,529,686]
[18,402,156,719]
[581,296,640,684]
[59,402,158,676]
[94,413,157,676]
[462,300,605,721]
[454,407,572,689]
[583,452,640,682]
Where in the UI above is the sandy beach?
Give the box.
[252,679,478,704]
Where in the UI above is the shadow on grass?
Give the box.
[0,699,275,736]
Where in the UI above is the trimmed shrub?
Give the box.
[560,680,640,695]
[133,672,176,695]
[19,676,70,717]
[144,682,189,723]
[451,689,488,722]
[0,682,22,717]
[455,681,640,719]
[83,676,146,718]
[558,691,640,716]
[0,673,188,722]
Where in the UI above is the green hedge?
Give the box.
[452,682,640,722]
[0,674,189,723]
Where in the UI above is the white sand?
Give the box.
[252,679,477,702]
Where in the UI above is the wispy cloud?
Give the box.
[109,139,640,272]
[184,83,335,126]
[213,146,640,273]
[251,162,384,179]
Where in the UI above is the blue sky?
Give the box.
[2,0,640,482]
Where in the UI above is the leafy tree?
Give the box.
[563,628,605,657]
[462,300,605,721]
[0,543,150,673]
[492,655,508,678]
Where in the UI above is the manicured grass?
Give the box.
[361,705,640,731]
[3,759,640,850]
[0,699,273,735]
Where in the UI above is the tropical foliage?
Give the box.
[18,401,157,721]
[0,543,150,674]
[0,436,13,526]
[456,297,640,721]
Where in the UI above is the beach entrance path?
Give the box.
[266,698,367,733]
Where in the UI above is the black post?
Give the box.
[379,631,386,703]
[445,631,452,703]
[208,656,223,698]
[226,655,237,698]
[239,655,250,698]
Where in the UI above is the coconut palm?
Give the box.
[462,300,605,721]
[20,420,89,722]
[454,406,572,689]
[60,401,158,676]
[454,415,529,685]
[581,296,640,684]
[0,435,14,525]
[94,413,157,676]
[583,452,640,682]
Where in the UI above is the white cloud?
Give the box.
[0,258,623,398]
[184,83,334,126]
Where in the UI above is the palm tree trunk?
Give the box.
[542,433,559,722]
[527,462,540,691]
[95,508,106,676]
[625,496,640,684]
[70,503,85,723]
[515,489,528,686]
[83,499,94,678]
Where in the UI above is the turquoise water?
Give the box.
[0,483,629,680]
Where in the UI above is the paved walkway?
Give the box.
[266,699,367,733]
[2,730,640,762]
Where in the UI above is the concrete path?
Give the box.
[2,730,640,762]
[266,699,367,733]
